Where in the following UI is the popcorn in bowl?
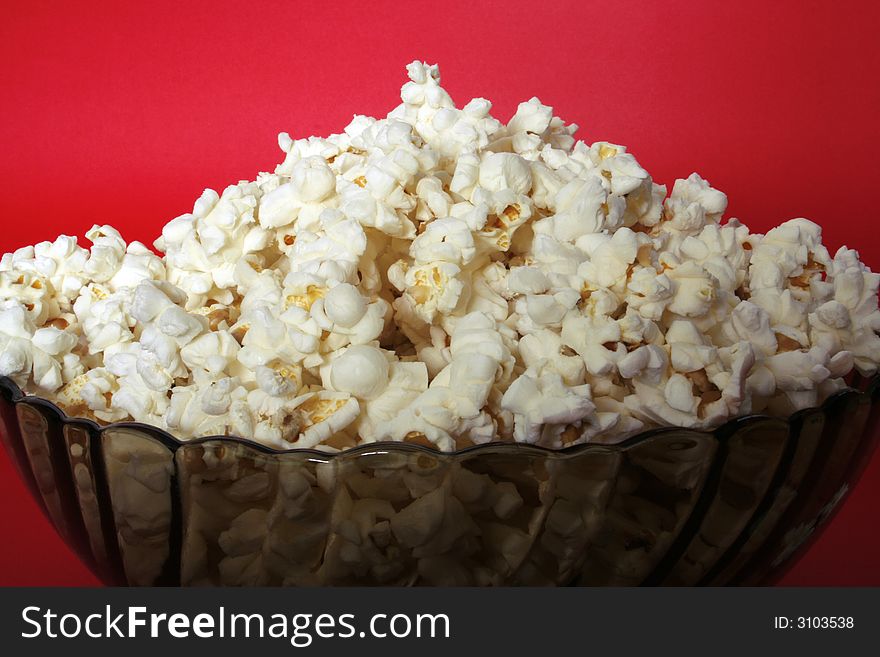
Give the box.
[2,61,880,588]
[1,61,879,455]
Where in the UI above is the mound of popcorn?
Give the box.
[2,61,879,452]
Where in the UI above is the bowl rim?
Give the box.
[1,374,877,460]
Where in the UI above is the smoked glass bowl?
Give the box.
[1,374,878,586]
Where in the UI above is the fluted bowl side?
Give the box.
[1,375,877,586]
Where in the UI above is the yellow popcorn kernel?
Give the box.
[55,374,92,419]
[501,204,520,223]
[353,175,367,188]
[409,285,431,304]
[598,144,618,159]
[412,268,429,286]
[269,360,303,390]
[89,285,109,301]
[408,266,448,305]
[298,396,347,426]
[285,285,325,311]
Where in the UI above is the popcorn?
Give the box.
[357,362,429,442]
[156,183,273,308]
[809,247,880,375]
[318,282,367,328]
[166,378,252,438]
[1,61,877,451]
[478,153,533,196]
[533,176,615,241]
[70,369,125,421]
[0,305,37,387]
[625,267,674,321]
[660,173,728,241]
[574,141,650,196]
[664,260,719,319]
[85,225,128,283]
[0,304,79,392]
[411,218,476,267]
[748,219,831,332]
[720,301,778,356]
[180,330,243,383]
[0,235,89,309]
[560,313,622,377]
[501,370,595,445]
[293,391,361,449]
[399,261,465,322]
[286,211,367,283]
[74,284,136,355]
[328,345,390,400]
[507,266,550,296]
[519,329,586,386]
[0,269,60,326]
[678,222,751,292]
[259,156,337,228]
[576,227,650,294]
[507,97,554,147]
[236,305,319,369]
[109,242,166,292]
[414,175,453,223]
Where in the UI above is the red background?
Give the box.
[1,0,878,585]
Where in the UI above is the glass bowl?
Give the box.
[1,374,878,586]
